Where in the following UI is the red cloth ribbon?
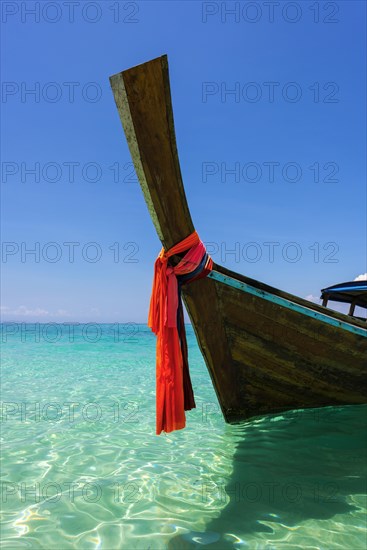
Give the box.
[148,231,213,434]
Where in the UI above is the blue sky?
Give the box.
[1,0,366,322]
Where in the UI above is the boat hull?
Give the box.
[185,266,366,421]
[110,55,367,422]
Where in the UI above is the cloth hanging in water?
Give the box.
[148,231,213,434]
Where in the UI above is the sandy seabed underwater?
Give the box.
[1,323,366,549]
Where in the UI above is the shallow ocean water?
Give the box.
[1,323,366,549]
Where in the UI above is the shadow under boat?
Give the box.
[168,404,367,549]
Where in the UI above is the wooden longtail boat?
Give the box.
[109,55,367,423]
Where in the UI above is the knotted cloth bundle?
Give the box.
[148,231,213,434]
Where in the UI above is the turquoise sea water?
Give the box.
[1,323,366,549]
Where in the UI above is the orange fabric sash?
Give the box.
[148,231,213,434]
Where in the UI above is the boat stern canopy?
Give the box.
[320,281,367,316]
